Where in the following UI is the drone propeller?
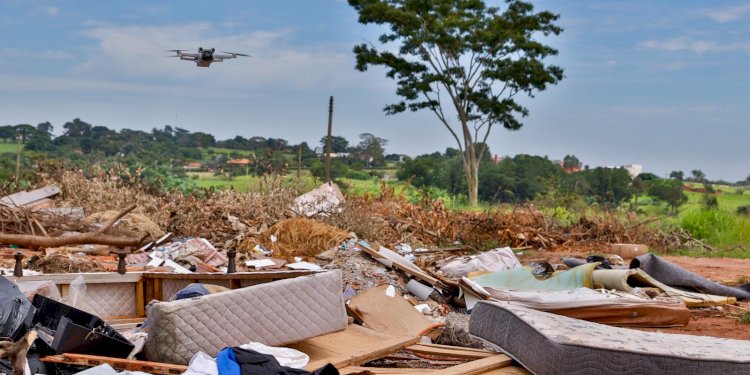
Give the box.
[221,51,250,57]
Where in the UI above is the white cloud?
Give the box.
[44,6,59,15]
[702,4,750,23]
[75,23,358,90]
[0,49,73,61]
[639,37,750,54]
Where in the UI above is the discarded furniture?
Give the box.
[470,301,750,374]
[143,270,348,364]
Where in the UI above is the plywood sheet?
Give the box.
[347,285,434,338]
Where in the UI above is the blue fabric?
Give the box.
[173,283,211,300]
[217,347,240,375]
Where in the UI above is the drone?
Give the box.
[168,47,249,67]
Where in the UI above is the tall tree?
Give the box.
[669,170,684,181]
[357,133,388,166]
[63,118,92,137]
[36,122,54,136]
[319,135,349,153]
[691,169,706,182]
[349,0,564,206]
[562,155,581,169]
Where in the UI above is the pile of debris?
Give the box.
[2,182,750,374]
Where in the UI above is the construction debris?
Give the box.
[1,180,749,375]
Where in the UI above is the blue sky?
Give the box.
[0,1,748,181]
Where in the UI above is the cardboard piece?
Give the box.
[346,285,435,339]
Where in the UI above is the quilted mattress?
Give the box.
[143,270,347,365]
[470,301,750,375]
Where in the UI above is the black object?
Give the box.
[227,249,237,274]
[116,253,127,275]
[586,255,612,269]
[631,254,750,300]
[0,277,35,340]
[13,252,23,277]
[32,295,134,358]
[232,347,338,375]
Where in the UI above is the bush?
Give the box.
[681,209,750,246]
[346,169,371,180]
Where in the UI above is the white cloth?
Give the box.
[239,342,310,369]
[183,352,218,375]
[440,247,521,278]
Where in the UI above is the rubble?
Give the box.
[1,180,750,374]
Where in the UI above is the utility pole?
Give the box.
[325,96,334,183]
[297,143,302,179]
[15,132,21,189]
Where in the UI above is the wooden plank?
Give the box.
[141,270,315,280]
[416,343,494,354]
[357,242,440,286]
[340,367,435,374]
[41,354,187,375]
[346,285,435,338]
[135,280,145,316]
[0,185,61,207]
[153,277,163,301]
[478,366,531,375]
[288,324,418,371]
[404,344,496,360]
[4,272,143,284]
[432,355,513,375]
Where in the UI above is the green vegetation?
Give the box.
[737,312,750,324]
[349,0,564,206]
[681,209,750,248]
[0,142,21,154]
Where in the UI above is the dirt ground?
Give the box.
[661,256,750,284]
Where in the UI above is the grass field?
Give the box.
[0,142,22,154]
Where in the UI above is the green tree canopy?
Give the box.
[349,0,564,206]
[319,135,349,153]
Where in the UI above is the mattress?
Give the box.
[470,301,750,375]
[143,270,347,365]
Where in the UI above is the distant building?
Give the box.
[183,162,202,170]
[622,164,643,178]
[227,158,251,165]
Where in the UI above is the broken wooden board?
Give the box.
[0,185,61,207]
[288,324,419,371]
[347,284,436,338]
[404,344,496,360]
[432,355,514,375]
[357,241,441,287]
[41,353,187,375]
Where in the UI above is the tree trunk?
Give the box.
[463,141,480,207]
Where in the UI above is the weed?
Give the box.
[680,209,750,247]
[737,312,750,324]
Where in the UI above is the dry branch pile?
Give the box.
[239,218,350,260]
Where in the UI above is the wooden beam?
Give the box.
[41,354,187,375]
[340,367,435,374]
[5,272,143,284]
[319,335,420,370]
[404,344,496,360]
[478,366,531,375]
[135,280,145,316]
[141,270,315,280]
[431,355,513,375]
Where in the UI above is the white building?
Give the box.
[622,164,643,178]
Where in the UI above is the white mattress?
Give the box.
[143,270,347,364]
